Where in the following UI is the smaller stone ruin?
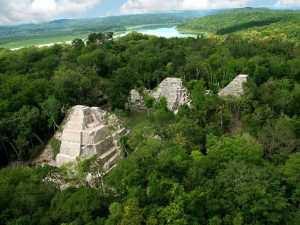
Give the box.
[129,77,190,113]
[129,89,146,111]
[218,74,248,97]
[56,105,126,172]
[152,78,190,112]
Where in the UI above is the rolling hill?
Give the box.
[0,11,211,49]
[178,8,300,41]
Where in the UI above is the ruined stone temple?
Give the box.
[56,105,126,171]
[129,89,146,111]
[218,74,248,97]
[129,77,190,113]
[151,78,190,112]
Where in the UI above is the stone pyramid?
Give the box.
[218,74,248,97]
[56,105,125,171]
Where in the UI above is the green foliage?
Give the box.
[143,93,155,109]
[1,29,298,163]
[0,166,56,225]
[77,156,97,177]
[41,96,62,130]
[49,188,109,225]
[50,137,61,159]
[72,38,85,50]
[0,17,299,225]
[217,17,282,35]
[258,116,299,161]
[283,153,300,186]
[179,8,300,42]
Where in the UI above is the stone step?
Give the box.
[95,136,114,154]
[99,147,118,161]
[59,141,81,157]
[56,153,77,166]
[103,153,120,171]
[104,164,117,174]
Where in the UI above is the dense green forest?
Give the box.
[179,8,300,41]
[0,25,300,225]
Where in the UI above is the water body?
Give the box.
[117,26,196,39]
[11,26,195,50]
[138,26,196,38]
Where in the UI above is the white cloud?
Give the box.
[121,0,250,13]
[276,0,300,6]
[181,0,249,9]
[0,0,102,24]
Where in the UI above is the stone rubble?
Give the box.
[218,74,248,97]
[55,105,126,172]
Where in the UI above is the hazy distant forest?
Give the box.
[0,8,300,225]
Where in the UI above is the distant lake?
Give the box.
[117,26,196,39]
[138,26,196,38]
[10,26,196,50]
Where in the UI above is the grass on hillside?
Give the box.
[0,33,87,49]
[178,8,300,41]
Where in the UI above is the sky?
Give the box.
[0,0,299,25]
